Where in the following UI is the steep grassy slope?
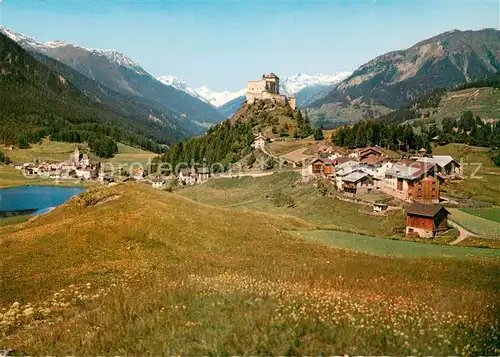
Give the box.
[0,184,499,354]
[406,87,500,128]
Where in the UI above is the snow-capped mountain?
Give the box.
[279,72,352,95]
[1,26,225,128]
[157,75,246,107]
[157,72,351,108]
[195,87,247,107]
[0,26,148,76]
[157,75,204,101]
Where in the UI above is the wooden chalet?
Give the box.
[406,203,450,238]
[309,158,335,176]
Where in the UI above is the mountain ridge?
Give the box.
[311,28,500,109]
[1,26,225,131]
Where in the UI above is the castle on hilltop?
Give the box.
[246,73,296,110]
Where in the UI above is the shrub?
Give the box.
[269,191,296,208]
[316,179,329,196]
[0,151,11,165]
[263,158,275,170]
[313,128,324,141]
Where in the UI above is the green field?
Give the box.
[180,172,405,237]
[433,143,500,205]
[290,230,500,259]
[448,208,500,237]
[461,207,500,223]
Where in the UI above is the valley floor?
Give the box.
[0,181,499,355]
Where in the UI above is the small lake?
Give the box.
[0,185,85,218]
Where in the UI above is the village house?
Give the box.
[327,148,347,161]
[416,155,460,177]
[252,134,267,150]
[308,158,335,177]
[150,178,165,189]
[179,168,197,185]
[373,202,389,213]
[408,175,440,203]
[341,171,376,195]
[246,73,296,109]
[197,167,211,182]
[133,167,145,180]
[384,161,438,201]
[349,146,383,160]
[406,203,450,238]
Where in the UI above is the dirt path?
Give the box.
[449,220,477,245]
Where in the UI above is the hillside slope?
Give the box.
[312,29,500,109]
[1,184,499,354]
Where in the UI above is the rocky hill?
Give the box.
[311,29,500,109]
[153,100,312,170]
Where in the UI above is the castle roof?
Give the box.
[265,72,279,79]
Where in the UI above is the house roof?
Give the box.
[332,156,351,166]
[359,146,383,157]
[255,134,267,140]
[180,168,195,176]
[407,203,449,218]
[198,167,210,174]
[386,161,436,180]
[342,171,372,183]
[362,155,388,166]
[310,158,335,165]
[416,155,460,169]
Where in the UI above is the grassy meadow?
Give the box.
[179,172,405,237]
[433,143,500,205]
[461,206,500,223]
[0,183,499,355]
[291,230,500,259]
[448,208,500,237]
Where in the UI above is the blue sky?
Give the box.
[1,0,499,91]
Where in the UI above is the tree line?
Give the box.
[333,121,431,153]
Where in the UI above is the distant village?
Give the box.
[11,146,213,188]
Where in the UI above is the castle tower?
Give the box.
[73,146,80,166]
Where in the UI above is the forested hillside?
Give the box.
[0,33,165,157]
[152,100,312,171]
